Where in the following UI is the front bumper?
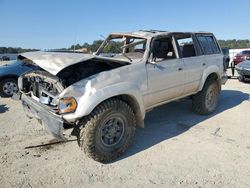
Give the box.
[236,68,250,81]
[236,69,250,76]
[21,94,66,140]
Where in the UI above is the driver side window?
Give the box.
[152,37,176,62]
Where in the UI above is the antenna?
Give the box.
[100,34,106,40]
[73,33,77,53]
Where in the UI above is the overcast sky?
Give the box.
[0,0,249,49]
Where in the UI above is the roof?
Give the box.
[110,30,213,39]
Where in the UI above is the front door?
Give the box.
[144,36,185,108]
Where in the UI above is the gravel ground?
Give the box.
[0,79,250,188]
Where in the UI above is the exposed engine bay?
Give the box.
[57,58,128,87]
[19,58,129,107]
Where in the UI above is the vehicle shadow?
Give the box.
[0,104,9,113]
[116,89,249,162]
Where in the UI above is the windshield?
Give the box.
[96,35,147,62]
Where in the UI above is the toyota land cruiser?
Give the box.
[17,30,227,162]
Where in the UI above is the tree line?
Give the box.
[217,40,250,49]
[0,47,39,54]
[1,39,250,54]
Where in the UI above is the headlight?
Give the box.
[58,97,77,114]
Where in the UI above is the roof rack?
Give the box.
[139,29,167,33]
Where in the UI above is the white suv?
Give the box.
[18,30,227,162]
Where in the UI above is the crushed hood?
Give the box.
[19,51,95,75]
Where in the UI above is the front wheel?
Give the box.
[238,75,245,82]
[192,78,220,115]
[77,99,136,163]
[0,78,18,97]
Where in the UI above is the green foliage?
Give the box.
[0,47,38,54]
[89,40,104,52]
[70,40,121,53]
[218,40,250,49]
[102,41,123,53]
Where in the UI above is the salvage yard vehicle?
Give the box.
[17,30,227,162]
[0,59,38,97]
[235,58,250,82]
[233,50,250,65]
[0,56,10,61]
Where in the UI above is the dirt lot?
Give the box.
[0,79,250,188]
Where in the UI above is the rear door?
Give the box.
[195,34,223,71]
[174,34,205,94]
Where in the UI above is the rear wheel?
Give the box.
[77,99,136,163]
[0,78,18,97]
[192,78,220,115]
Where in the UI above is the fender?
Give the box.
[0,74,18,81]
[62,81,146,124]
[198,65,220,91]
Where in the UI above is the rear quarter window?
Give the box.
[196,35,220,55]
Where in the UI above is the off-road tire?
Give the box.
[0,78,18,97]
[192,78,220,115]
[77,99,136,163]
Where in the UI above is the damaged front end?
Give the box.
[21,94,66,140]
[18,70,67,140]
[17,52,130,140]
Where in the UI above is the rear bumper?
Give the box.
[21,94,66,140]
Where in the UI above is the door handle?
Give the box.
[178,68,183,71]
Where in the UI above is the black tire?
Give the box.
[77,99,136,163]
[238,75,245,82]
[0,78,18,97]
[192,78,220,115]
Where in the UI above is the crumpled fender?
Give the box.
[61,80,146,125]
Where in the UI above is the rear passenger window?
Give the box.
[175,34,197,58]
[196,35,220,55]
